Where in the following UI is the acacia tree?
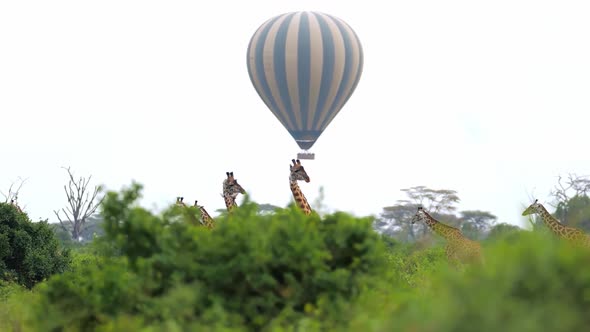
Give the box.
[53,167,104,241]
[459,210,497,240]
[376,186,461,242]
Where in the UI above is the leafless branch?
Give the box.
[549,173,590,208]
[1,177,28,203]
[53,167,103,241]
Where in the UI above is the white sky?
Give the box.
[1,1,589,228]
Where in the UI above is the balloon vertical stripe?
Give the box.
[306,13,323,132]
[273,13,299,129]
[285,12,302,129]
[322,16,364,130]
[263,14,294,130]
[248,15,292,129]
[318,14,359,130]
[312,14,335,133]
[247,11,363,150]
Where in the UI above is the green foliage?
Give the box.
[50,215,105,246]
[0,203,71,289]
[0,280,38,332]
[337,231,590,332]
[485,222,524,243]
[555,195,590,231]
[33,182,387,331]
[4,182,590,331]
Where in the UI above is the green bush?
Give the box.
[0,203,71,289]
[34,182,387,331]
[341,231,590,332]
[19,182,590,331]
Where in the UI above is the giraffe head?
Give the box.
[411,206,429,225]
[223,171,246,196]
[289,159,310,183]
[522,199,543,216]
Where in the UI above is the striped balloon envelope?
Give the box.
[246,11,364,151]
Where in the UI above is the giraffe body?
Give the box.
[412,207,483,266]
[289,159,312,215]
[522,199,590,248]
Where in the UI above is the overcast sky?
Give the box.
[1,0,589,228]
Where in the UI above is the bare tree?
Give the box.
[549,173,590,207]
[53,167,104,241]
[1,177,28,212]
[548,173,590,230]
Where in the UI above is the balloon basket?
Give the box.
[297,152,315,160]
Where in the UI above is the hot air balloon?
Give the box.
[246,11,363,160]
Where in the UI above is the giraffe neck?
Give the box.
[424,213,459,240]
[199,207,214,227]
[537,204,568,236]
[289,179,311,215]
[223,193,237,212]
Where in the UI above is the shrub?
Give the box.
[34,183,388,331]
[0,203,71,289]
[343,231,590,332]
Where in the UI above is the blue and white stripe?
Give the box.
[247,11,364,150]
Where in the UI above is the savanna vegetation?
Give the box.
[2,175,590,331]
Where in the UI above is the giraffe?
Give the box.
[194,200,215,229]
[411,207,483,266]
[222,171,245,212]
[289,159,312,216]
[522,199,590,248]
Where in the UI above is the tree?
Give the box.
[0,202,70,288]
[486,222,524,243]
[53,167,104,242]
[554,195,590,232]
[548,173,590,232]
[1,177,28,212]
[459,210,497,240]
[549,173,590,207]
[376,186,461,242]
[311,186,330,216]
[256,203,281,215]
